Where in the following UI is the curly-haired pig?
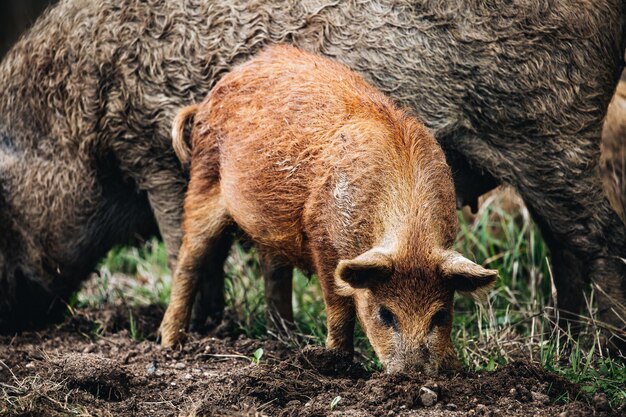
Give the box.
[159,45,497,373]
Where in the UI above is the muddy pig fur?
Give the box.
[159,45,498,373]
[0,0,625,347]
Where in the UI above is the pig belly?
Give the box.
[219,165,310,264]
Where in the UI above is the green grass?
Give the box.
[91,187,626,407]
[79,239,171,308]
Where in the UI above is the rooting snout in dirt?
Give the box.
[159,45,497,374]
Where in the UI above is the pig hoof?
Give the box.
[159,327,186,348]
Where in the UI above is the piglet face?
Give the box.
[335,249,497,374]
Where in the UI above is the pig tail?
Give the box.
[171,104,199,165]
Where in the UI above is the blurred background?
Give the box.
[0,0,56,57]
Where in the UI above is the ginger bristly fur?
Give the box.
[161,45,497,373]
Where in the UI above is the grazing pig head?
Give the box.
[335,247,497,374]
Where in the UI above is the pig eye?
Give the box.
[430,309,449,331]
[378,306,397,329]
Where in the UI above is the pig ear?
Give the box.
[440,250,498,293]
[335,250,394,295]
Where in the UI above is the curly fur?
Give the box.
[0,0,625,339]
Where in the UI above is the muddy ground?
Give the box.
[0,304,620,417]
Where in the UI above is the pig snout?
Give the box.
[384,335,457,375]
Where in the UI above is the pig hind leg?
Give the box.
[188,230,233,332]
[115,149,187,287]
[160,181,231,347]
[115,142,230,333]
[259,251,294,333]
[456,133,626,351]
[532,190,626,350]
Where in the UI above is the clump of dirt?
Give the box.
[56,303,165,338]
[296,346,368,378]
[50,354,129,401]
[0,304,622,417]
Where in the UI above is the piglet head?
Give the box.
[335,248,497,375]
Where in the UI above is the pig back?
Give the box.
[209,46,373,264]
[205,46,456,266]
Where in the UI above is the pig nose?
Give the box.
[386,345,436,374]
[386,359,421,374]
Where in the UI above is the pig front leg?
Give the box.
[324,292,357,352]
[160,185,231,347]
[319,274,356,353]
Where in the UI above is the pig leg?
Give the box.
[147,175,229,332]
[115,151,186,277]
[188,230,233,332]
[148,189,184,271]
[160,185,230,347]
[525,177,626,349]
[454,133,626,350]
[316,264,356,352]
[117,147,228,332]
[259,251,294,332]
[523,208,588,326]
[588,256,626,350]
[549,248,588,326]
[323,289,356,352]
[309,234,356,352]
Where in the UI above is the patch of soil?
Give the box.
[0,305,622,416]
[51,354,129,401]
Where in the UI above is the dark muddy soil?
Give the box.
[0,305,620,416]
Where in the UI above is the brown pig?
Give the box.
[159,45,497,373]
